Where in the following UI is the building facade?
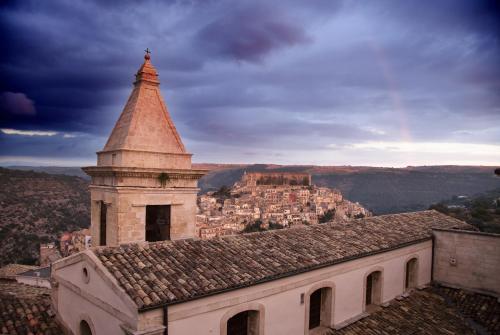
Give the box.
[52,209,482,335]
[82,53,205,247]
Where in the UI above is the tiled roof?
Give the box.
[0,282,61,335]
[94,210,471,310]
[332,288,478,335]
[0,264,38,280]
[435,286,500,334]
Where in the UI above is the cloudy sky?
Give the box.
[1,0,499,167]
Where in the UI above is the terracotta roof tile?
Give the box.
[0,282,61,335]
[333,288,478,335]
[434,286,500,334]
[94,210,472,310]
[0,265,38,280]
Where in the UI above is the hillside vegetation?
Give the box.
[0,168,89,266]
[430,188,500,234]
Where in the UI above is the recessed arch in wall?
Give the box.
[78,314,95,335]
[404,255,419,290]
[220,302,265,335]
[363,266,384,311]
[303,281,335,334]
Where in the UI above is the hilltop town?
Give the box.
[196,172,370,239]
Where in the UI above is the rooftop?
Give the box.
[0,264,38,280]
[94,210,471,310]
[332,286,500,334]
[0,282,61,335]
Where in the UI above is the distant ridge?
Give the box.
[8,166,90,180]
[6,164,500,215]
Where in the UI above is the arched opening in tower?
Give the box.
[146,205,171,242]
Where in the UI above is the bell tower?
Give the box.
[83,51,206,246]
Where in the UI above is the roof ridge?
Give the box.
[92,210,471,254]
[92,210,472,309]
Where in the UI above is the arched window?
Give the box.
[365,270,382,308]
[308,287,333,330]
[80,320,93,335]
[227,310,260,335]
[405,258,418,290]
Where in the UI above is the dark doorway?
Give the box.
[80,320,92,335]
[366,274,373,305]
[309,288,322,329]
[365,271,382,307]
[99,201,107,246]
[227,311,249,335]
[405,258,418,289]
[146,205,171,242]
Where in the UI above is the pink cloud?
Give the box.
[0,92,36,116]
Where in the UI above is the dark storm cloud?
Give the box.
[0,0,499,165]
[0,92,35,116]
[196,5,310,63]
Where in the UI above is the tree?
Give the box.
[302,177,309,186]
[429,203,449,214]
[268,222,284,230]
[319,209,335,223]
[242,220,266,233]
[214,185,231,198]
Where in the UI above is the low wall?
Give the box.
[16,276,51,288]
[433,228,500,296]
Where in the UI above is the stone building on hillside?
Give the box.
[59,229,92,258]
[40,243,62,267]
[242,172,311,187]
[45,53,500,335]
[197,174,369,238]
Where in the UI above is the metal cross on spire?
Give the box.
[144,48,152,60]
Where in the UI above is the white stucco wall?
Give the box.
[16,276,51,288]
[56,284,127,335]
[166,241,432,335]
[52,252,140,335]
[53,241,431,334]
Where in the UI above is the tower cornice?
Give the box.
[82,166,207,180]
